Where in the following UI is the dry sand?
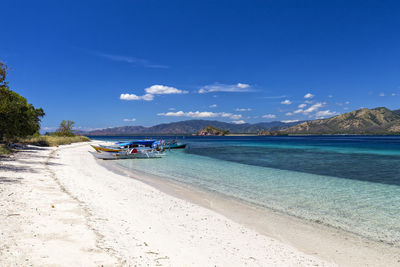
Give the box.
[0,141,390,266]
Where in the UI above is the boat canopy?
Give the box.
[115,140,156,147]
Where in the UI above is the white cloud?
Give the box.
[304,93,314,99]
[157,111,242,120]
[281,120,299,123]
[328,94,333,98]
[209,104,217,108]
[121,84,186,101]
[123,118,136,122]
[120,93,154,101]
[345,101,350,104]
[145,85,188,95]
[236,108,252,111]
[379,93,385,97]
[315,110,337,118]
[281,99,292,105]
[232,120,246,124]
[298,103,307,108]
[221,113,242,120]
[168,107,176,110]
[303,102,324,113]
[262,114,276,119]
[305,100,314,104]
[285,102,325,117]
[392,93,398,96]
[198,83,252,93]
[237,83,250,88]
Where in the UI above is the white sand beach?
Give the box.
[0,142,398,266]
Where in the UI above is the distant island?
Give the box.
[196,126,230,136]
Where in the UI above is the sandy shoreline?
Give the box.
[0,142,398,266]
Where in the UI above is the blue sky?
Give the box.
[2,0,400,131]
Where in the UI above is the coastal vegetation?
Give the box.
[0,62,45,142]
[0,62,89,153]
[0,143,12,155]
[19,135,90,147]
[55,120,76,137]
[20,120,90,146]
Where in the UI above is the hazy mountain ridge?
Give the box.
[84,120,301,135]
[282,107,400,134]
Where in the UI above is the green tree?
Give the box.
[0,62,45,142]
[55,120,75,137]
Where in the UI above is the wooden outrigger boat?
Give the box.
[91,145,124,153]
[91,139,159,153]
[90,148,164,160]
[165,140,187,149]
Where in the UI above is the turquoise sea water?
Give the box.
[92,136,400,246]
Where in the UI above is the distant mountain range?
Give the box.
[81,107,400,136]
[282,107,400,134]
[84,120,302,135]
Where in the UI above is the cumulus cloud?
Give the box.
[121,84,186,101]
[281,120,299,123]
[379,93,385,97]
[236,108,252,111]
[262,114,276,119]
[281,99,292,105]
[157,111,242,120]
[123,118,136,122]
[120,93,154,101]
[145,85,188,95]
[209,104,217,108]
[315,110,337,118]
[304,93,314,99]
[198,83,251,93]
[232,120,246,124]
[298,103,307,108]
[284,102,326,117]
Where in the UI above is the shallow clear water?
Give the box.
[92,136,400,246]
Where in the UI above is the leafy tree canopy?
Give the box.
[55,120,75,137]
[0,62,45,141]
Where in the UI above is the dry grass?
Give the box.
[19,135,91,147]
